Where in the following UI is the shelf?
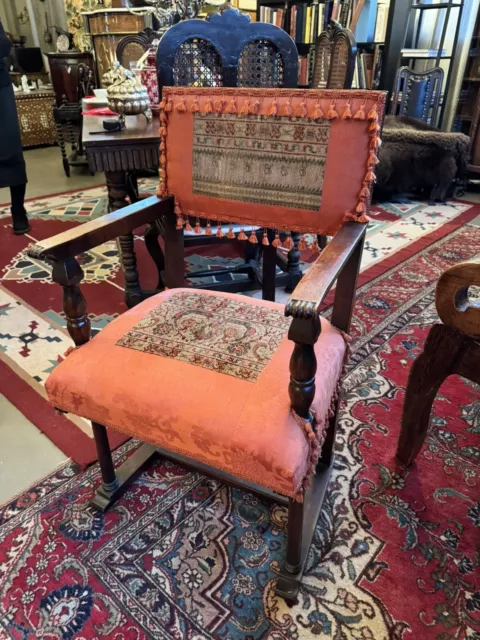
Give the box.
[465,77,480,82]
[357,41,385,46]
[413,2,462,8]
[401,54,452,59]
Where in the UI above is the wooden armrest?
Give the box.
[285,222,367,319]
[436,261,480,339]
[28,195,173,262]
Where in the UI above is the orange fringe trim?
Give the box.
[248,230,258,243]
[226,98,237,114]
[184,217,193,232]
[326,102,338,120]
[237,228,247,241]
[227,226,235,239]
[272,232,281,247]
[342,103,352,119]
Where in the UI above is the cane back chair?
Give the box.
[148,8,302,294]
[29,87,386,603]
[311,20,357,91]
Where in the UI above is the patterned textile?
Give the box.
[192,114,330,210]
[0,228,479,638]
[160,88,386,235]
[45,288,347,498]
[117,290,291,381]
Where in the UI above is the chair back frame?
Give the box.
[390,65,444,125]
[311,20,357,90]
[156,8,298,90]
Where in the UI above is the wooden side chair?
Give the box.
[397,262,480,466]
[390,65,444,125]
[152,8,303,294]
[311,19,357,91]
[28,87,386,603]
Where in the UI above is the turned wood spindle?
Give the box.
[52,258,91,347]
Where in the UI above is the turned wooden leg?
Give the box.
[106,170,143,308]
[144,222,165,291]
[91,422,119,508]
[285,232,302,293]
[52,258,90,345]
[118,233,143,308]
[55,121,69,177]
[285,499,304,574]
[396,324,467,466]
[67,119,76,149]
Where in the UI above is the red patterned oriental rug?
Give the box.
[0,218,478,639]
[0,181,479,464]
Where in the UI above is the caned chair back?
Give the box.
[156,8,298,91]
[158,87,386,239]
[311,20,357,90]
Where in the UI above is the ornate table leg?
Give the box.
[55,120,69,177]
[285,232,303,293]
[106,170,143,308]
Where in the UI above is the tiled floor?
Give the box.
[0,394,66,504]
[0,145,104,206]
[1,146,479,505]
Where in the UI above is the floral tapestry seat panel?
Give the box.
[45,289,347,498]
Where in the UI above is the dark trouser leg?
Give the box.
[10,183,29,234]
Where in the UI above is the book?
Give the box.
[305,6,312,43]
[339,0,352,27]
[317,4,324,34]
[356,54,366,88]
[298,55,309,85]
[374,2,388,43]
[361,52,374,88]
[290,5,297,38]
[296,4,306,43]
[372,44,383,89]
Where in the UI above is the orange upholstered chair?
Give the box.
[29,87,385,602]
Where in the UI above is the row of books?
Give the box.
[259,6,285,28]
[290,3,326,44]
[298,55,311,85]
[352,46,383,90]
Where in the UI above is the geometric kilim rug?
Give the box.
[0,218,478,638]
[0,179,479,466]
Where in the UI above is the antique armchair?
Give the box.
[397,262,480,466]
[150,8,303,294]
[29,87,385,602]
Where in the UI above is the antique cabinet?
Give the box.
[83,8,152,85]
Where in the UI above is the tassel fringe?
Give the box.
[237,228,247,241]
[205,221,213,236]
[298,235,309,250]
[194,220,202,234]
[326,102,338,120]
[312,103,324,119]
[190,96,200,113]
[175,97,186,112]
[184,217,193,232]
[268,99,278,116]
[272,232,281,247]
[354,104,366,120]
[248,230,258,243]
[204,98,213,114]
[214,98,224,113]
[295,100,308,117]
[283,235,294,250]
[283,100,292,116]
[227,226,235,239]
[240,99,250,116]
[249,100,261,115]
[216,225,224,238]
[262,231,269,246]
[226,99,237,114]
[342,103,352,119]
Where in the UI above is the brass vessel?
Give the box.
[107,67,152,120]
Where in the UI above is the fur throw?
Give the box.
[375,116,470,202]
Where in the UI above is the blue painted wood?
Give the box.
[156,8,298,90]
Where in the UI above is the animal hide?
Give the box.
[375,116,470,202]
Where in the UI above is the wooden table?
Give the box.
[83,114,160,307]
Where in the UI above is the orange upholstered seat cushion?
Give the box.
[46,289,347,499]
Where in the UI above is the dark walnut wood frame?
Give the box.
[28,197,366,603]
[397,262,480,466]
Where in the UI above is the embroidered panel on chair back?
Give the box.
[158,87,386,237]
